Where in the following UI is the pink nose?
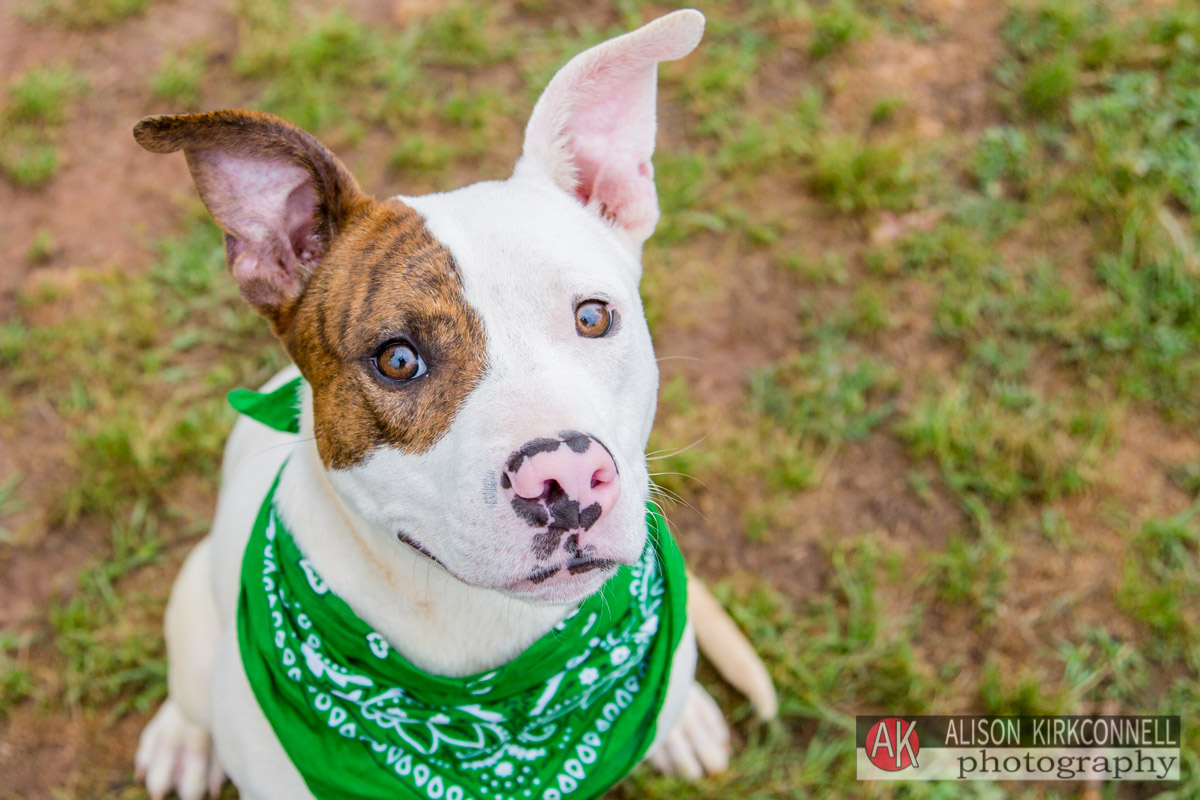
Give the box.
[502,432,620,531]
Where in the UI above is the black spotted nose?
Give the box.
[502,431,620,532]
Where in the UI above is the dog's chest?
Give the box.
[233,454,688,800]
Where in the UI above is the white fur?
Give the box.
[136,11,733,800]
[326,176,660,607]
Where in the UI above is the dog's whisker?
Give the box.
[650,482,705,512]
[644,418,722,462]
[246,436,319,464]
[647,497,676,535]
[649,484,708,521]
[649,471,710,490]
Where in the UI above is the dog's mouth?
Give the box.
[396,530,445,567]
[527,556,618,585]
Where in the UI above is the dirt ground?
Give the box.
[2,0,1197,798]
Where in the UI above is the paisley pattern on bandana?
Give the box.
[232,374,688,800]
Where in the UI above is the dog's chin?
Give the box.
[393,533,625,606]
[499,562,620,606]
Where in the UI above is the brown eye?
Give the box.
[575,300,613,338]
[374,340,426,382]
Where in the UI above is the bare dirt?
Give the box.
[1,0,1194,797]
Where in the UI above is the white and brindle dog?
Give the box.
[131,10,775,800]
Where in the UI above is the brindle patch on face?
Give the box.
[134,110,372,336]
[285,199,488,469]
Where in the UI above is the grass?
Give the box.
[1,214,280,730]
[0,474,28,544]
[25,227,55,264]
[25,0,151,27]
[4,0,1200,797]
[807,133,924,213]
[0,65,86,188]
[750,326,898,491]
[50,499,170,717]
[1119,505,1200,642]
[149,45,207,109]
[810,0,870,59]
[4,214,282,524]
[897,374,1114,508]
[0,631,35,717]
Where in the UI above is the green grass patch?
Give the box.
[24,0,150,28]
[981,2,1200,422]
[926,530,1010,614]
[623,537,961,798]
[808,133,924,213]
[51,502,167,715]
[809,0,869,59]
[897,374,1114,509]
[150,44,208,109]
[234,2,389,133]
[979,660,1066,716]
[0,65,86,188]
[0,631,35,716]
[676,23,769,122]
[5,215,283,522]
[0,473,29,544]
[25,227,56,264]
[390,133,455,175]
[1119,505,1200,643]
[752,343,894,454]
[1021,53,1078,118]
[747,316,898,492]
[415,2,517,69]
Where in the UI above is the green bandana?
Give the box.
[233,380,688,800]
[228,377,304,434]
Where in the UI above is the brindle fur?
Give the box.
[134,111,488,469]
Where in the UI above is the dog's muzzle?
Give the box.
[500,431,621,560]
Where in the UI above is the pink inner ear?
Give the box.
[284,182,322,263]
[192,151,320,305]
[539,57,661,239]
[520,10,704,247]
[566,77,653,201]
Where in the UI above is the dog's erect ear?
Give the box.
[133,110,368,334]
[516,9,704,255]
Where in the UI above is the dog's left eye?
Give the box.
[373,340,427,382]
[576,300,614,338]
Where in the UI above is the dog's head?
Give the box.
[134,11,704,605]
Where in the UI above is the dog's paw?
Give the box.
[135,699,225,800]
[647,682,730,778]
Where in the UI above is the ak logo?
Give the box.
[865,717,920,771]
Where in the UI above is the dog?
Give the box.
[131,10,775,800]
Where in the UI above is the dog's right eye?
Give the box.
[372,340,427,382]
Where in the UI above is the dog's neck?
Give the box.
[275,428,576,678]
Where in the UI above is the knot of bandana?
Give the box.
[233,381,688,800]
